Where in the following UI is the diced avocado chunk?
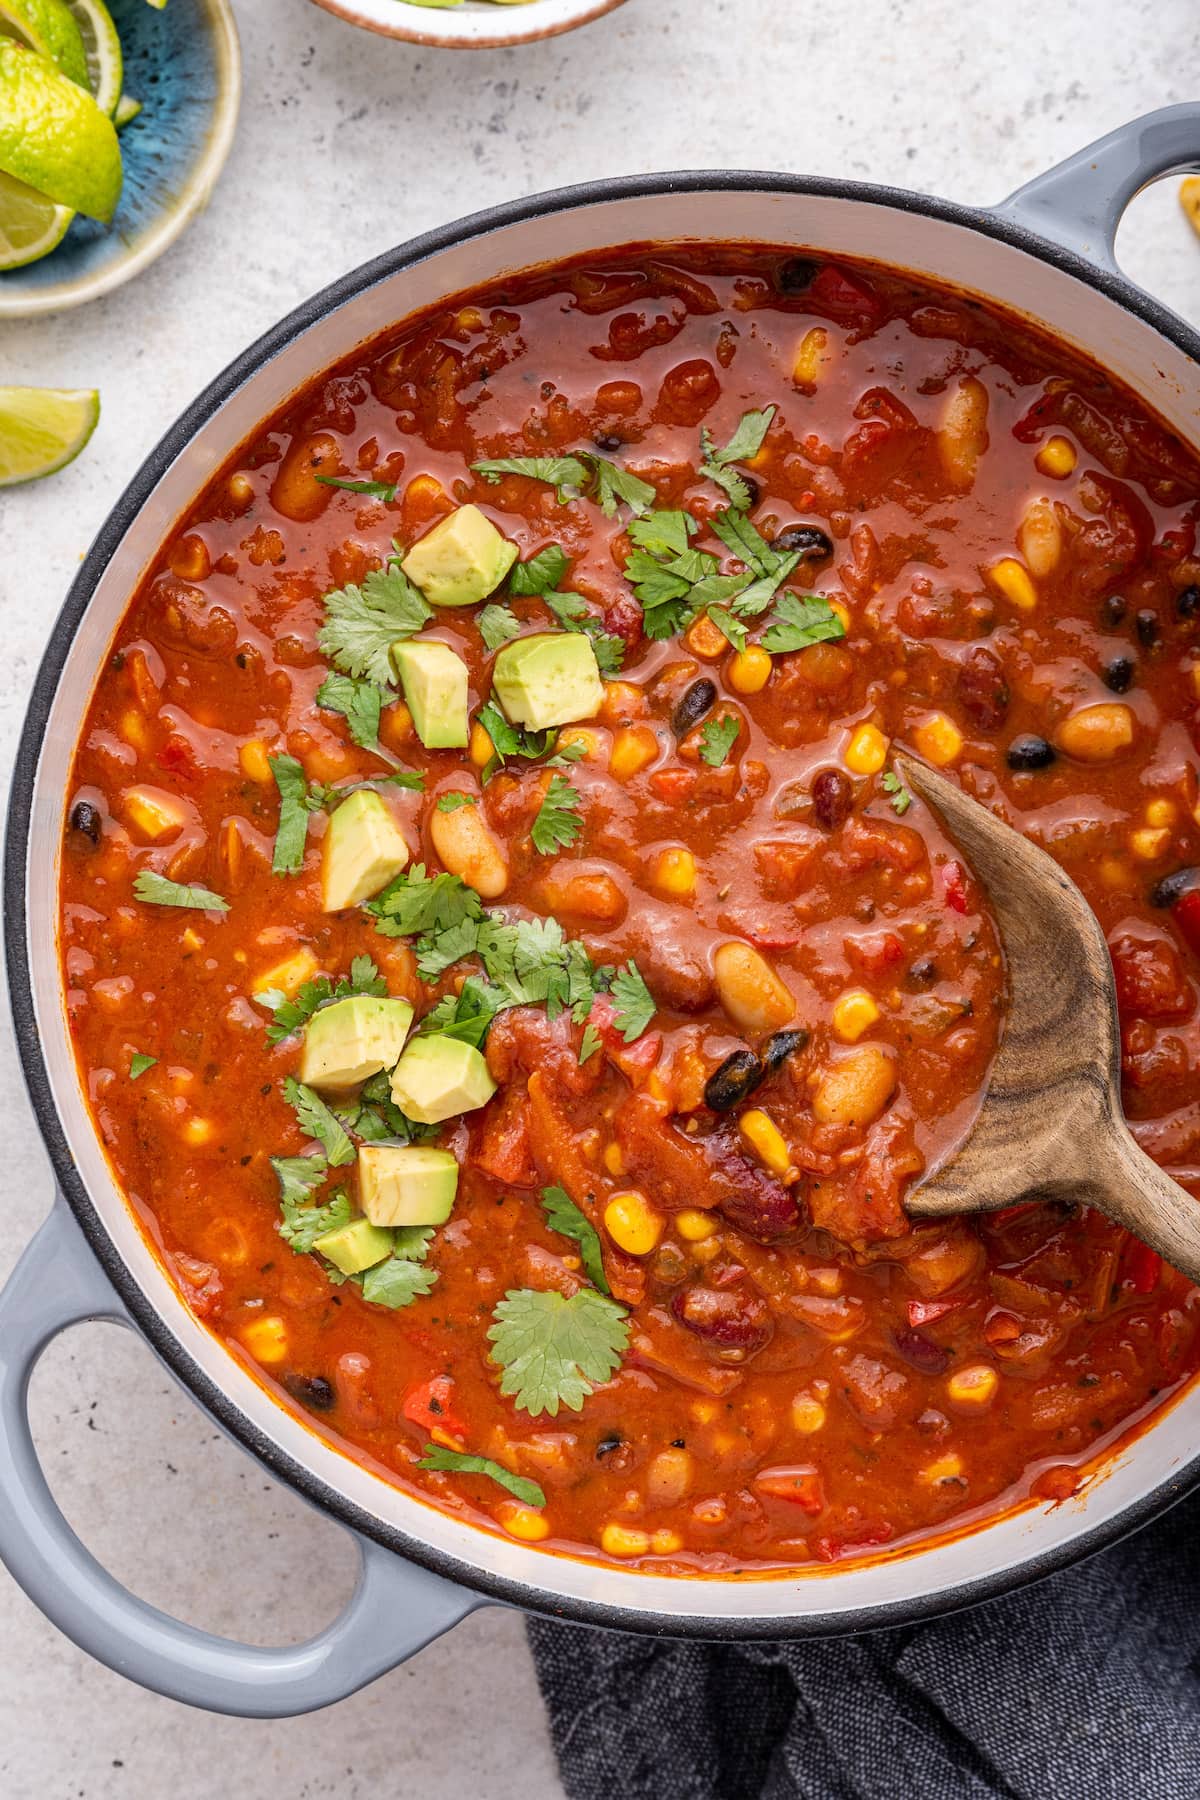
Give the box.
[313,1215,394,1276]
[390,1036,497,1125]
[492,632,604,732]
[400,504,518,608]
[321,789,410,912]
[392,639,470,749]
[299,995,414,1093]
[358,1144,459,1228]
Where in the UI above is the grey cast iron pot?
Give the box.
[5,106,1200,1719]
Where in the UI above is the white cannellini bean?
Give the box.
[430,794,509,898]
[937,376,989,489]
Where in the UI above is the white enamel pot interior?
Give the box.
[11,163,1200,1659]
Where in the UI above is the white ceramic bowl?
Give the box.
[308,0,627,48]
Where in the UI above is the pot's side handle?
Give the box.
[992,103,1200,276]
[0,1198,479,1718]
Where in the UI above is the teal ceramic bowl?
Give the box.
[0,0,241,317]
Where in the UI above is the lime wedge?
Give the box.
[0,167,72,268]
[0,0,88,86]
[61,0,122,116]
[0,41,121,221]
[0,386,99,487]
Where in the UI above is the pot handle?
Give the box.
[993,102,1200,276]
[0,1197,479,1717]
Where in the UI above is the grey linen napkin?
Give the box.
[528,1488,1200,1799]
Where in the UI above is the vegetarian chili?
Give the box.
[60,245,1200,1571]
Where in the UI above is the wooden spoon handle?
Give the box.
[1087,1123,1200,1287]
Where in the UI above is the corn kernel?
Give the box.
[911,712,964,767]
[122,786,187,842]
[182,1116,215,1146]
[601,1523,650,1558]
[692,1238,722,1265]
[228,472,254,507]
[690,1400,719,1424]
[739,1110,793,1179]
[255,947,319,998]
[832,988,881,1043]
[609,724,658,779]
[792,1394,827,1434]
[1035,435,1077,479]
[1098,855,1134,891]
[793,325,829,388]
[1190,662,1200,701]
[118,708,150,752]
[498,1503,550,1542]
[675,1208,718,1242]
[987,557,1038,613]
[604,1191,664,1257]
[921,1453,966,1487]
[428,1425,465,1452]
[557,726,602,762]
[808,1266,843,1296]
[238,739,272,784]
[945,1364,999,1413]
[240,1316,289,1365]
[728,646,772,695]
[829,599,852,633]
[469,720,494,768]
[405,474,447,506]
[685,614,729,660]
[650,1529,683,1555]
[603,1142,625,1178]
[1145,799,1177,828]
[1130,827,1171,862]
[181,928,203,954]
[651,846,697,898]
[844,723,889,776]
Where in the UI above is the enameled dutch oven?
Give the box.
[5,107,1200,1719]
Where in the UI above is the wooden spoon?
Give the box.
[894,752,1200,1282]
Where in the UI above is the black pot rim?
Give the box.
[8,165,1200,1645]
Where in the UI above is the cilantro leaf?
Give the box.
[699,407,775,509]
[284,1076,357,1167]
[588,455,656,519]
[543,591,625,675]
[417,977,504,1051]
[488,1287,629,1417]
[473,455,590,503]
[541,1185,609,1294]
[882,770,913,816]
[257,956,387,1046]
[133,871,228,912]
[314,475,398,502]
[610,962,656,1042]
[418,1445,545,1509]
[436,791,477,813]
[476,701,559,780]
[270,752,312,876]
[629,511,697,558]
[478,603,522,653]
[317,554,432,689]
[129,1053,156,1079]
[578,1020,602,1065]
[707,604,748,651]
[315,673,383,750]
[531,773,584,856]
[509,544,570,596]
[366,863,485,939]
[361,1255,438,1309]
[271,1152,329,1210]
[699,715,740,768]
[760,594,847,655]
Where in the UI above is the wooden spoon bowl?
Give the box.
[895,753,1200,1282]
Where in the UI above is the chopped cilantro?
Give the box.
[256,955,387,1046]
[609,962,656,1042]
[577,1020,602,1066]
[488,1287,629,1418]
[707,605,748,651]
[541,1185,609,1294]
[542,591,625,674]
[882,770,913,816]
[417,1445,545,1509]
[314,475,397,502]
[699,715,740,767]
[436,791,478,813]
[417,976,504,1051]
[531,773,584,855]
[132,871,228,912]
[361,1253,438,1310]
[472,451,655,518]
[129,1053,156,1079]
[283,1076,357,1167]
[698,407,775,509]
[509,543,571,595]
[317,549,431,689]
[315,673,383,750]
[269,752,312,876]
[478,603,522,653]
[366,863,485,939]
[760,593,847,655]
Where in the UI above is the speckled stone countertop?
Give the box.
[1,1,1197,1793]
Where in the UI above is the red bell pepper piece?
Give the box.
[754,1466,826,1515]
[1176,888,1200,959]
[943,859,968,914]
[402,1375,465,1436]
[1123,1240,1162,1295]
[907,1298,961,1328]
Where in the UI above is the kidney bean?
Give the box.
[671,678,718,738]
[776,257,816,294]
[671,1284,773,1354]
[956,646,1010,732]
[812,766,853,830]
[892,1327,952,1375]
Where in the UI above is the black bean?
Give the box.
[284,1374,336,1413]
[704,1049,765,1113]
[738,475,761,512]
[671,677,717,737]
[906,957,939,988]
[1177,585,1200,619]
[1136,609,1162,650]
[812,766,854,830]
[1102,655,1135,694]
[892,1328,951,1375]
[776,257,817,294]
[594,433,624,452]
[1150,866,1199,909]
[773,523,834,560]
[1006,734,1057,771]
[761,1029,809,1075]
[596,1433,623,1460]
[68,800,102,844]
[1101,595,1127,627]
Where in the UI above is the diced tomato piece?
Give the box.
[1110,930,1191,1020]
[942,860,968,913]
[754,1465,826,1514]
[906,1298,961,1328]
[812,1520,895,1562]
[1122,1239,1162,1295]
[588,993,663,1081]
[157,734,198,781]
[1032,1463,1082,1503]
[402,1375,465,1436]
[846,931,905,982]
[1176,889,1200,959]
[648,767,697,803]
[809,265,884,326]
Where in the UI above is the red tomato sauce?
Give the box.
[59,246,1200,1572]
